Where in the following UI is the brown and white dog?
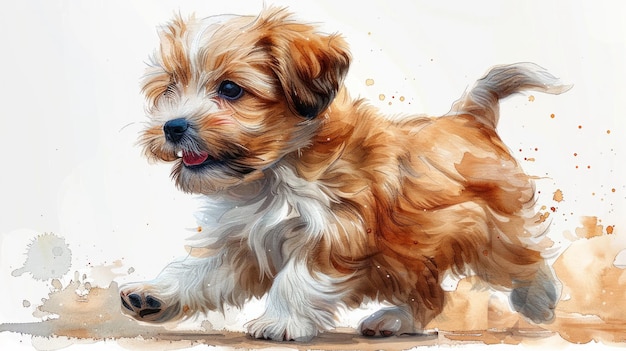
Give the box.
[120,7,568,341]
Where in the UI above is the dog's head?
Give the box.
[140,8,350,194]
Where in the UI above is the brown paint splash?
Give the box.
[536,211,550,223]
[574,216,604,239]
[553,189,564,202]
[549,226,626,343]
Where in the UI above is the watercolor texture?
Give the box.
[1,1,624,351]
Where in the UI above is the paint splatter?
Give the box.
[528,95,535,102]
[574,216,604,239]
[550,226,626,343]
[87,260,128,288]
[553,189,564,202]
[365,78,375,86]
[378,93,385,101]
[536,211,550,223]
[11,233,72,281]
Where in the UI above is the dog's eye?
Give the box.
[217,80,244,100]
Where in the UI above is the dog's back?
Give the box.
[312,63,568,328]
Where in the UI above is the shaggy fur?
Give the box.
[120,7,568,341]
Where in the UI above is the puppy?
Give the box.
[120,7,568,341]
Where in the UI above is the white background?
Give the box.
[1,0,625,350]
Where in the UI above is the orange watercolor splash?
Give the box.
[553,189,564,202]
[574,216,604,239]
[549,221,626,343]
[536,211,550,223]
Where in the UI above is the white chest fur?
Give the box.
[188,163,339,276]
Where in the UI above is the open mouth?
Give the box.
[175,149,255,175]
[176,150,217,169]
[181,150,210,167]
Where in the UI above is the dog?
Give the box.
[120,7,568,341]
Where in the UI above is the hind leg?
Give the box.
[359,294,443,337]
[359,260,444,337]
[475,234,560,324]
[359,305,415,337]
[510,262,559,323]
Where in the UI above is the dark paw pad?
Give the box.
[380,330,395,337]
[361,328,376,337]
[120,292,164,319]
[361,328,396,337]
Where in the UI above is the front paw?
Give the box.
[247,315,317,342]
[119,283,182,323]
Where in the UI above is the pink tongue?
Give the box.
[182,151,210,166]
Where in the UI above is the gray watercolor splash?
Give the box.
[11,233,72,281]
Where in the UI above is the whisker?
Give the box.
[118,121,140,133]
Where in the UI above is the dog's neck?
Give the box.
[288,86,393,184]
[287,87,356,180]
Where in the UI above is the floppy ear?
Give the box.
[258,12,351,118]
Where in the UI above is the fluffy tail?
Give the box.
[451,62,571,128]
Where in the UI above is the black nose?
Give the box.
[163,118,189,143]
